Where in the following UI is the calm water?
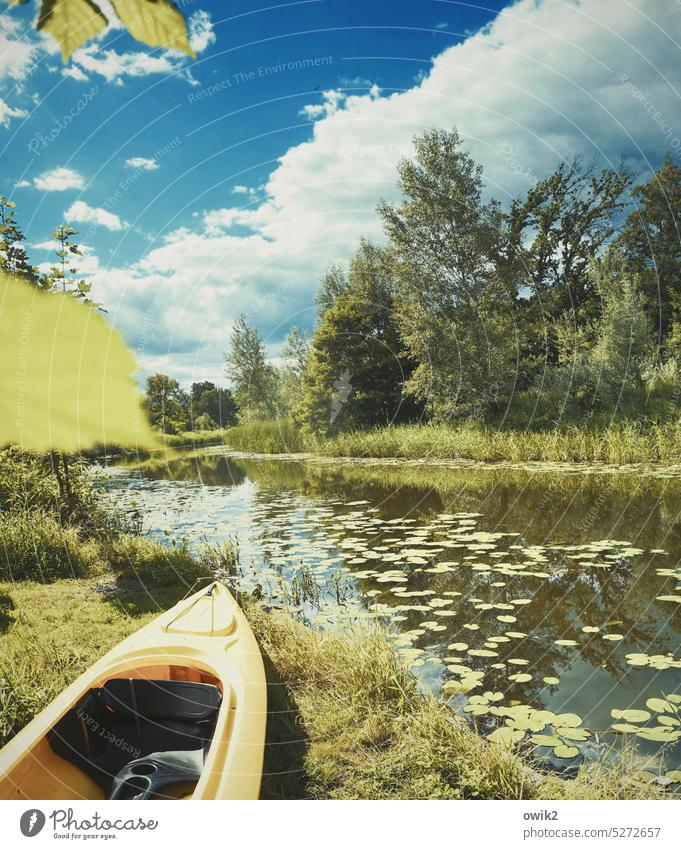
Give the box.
[101,449,681,777]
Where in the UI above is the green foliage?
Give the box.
[276,327,310,418]
[297,239,419,434]
[189,381,237,429]
[0,447,109,531]
[617,154,681,345]
[0,196,38,284]
[41,224,103,309]
[0,510,101,582]
[143,373,189,433]
[224,315,278,421]
[378,129,517,420]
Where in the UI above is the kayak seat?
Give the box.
[109,748,205,800]
[48,679,221,796]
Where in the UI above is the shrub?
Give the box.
[0,511,101,582]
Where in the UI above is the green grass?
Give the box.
[0,579,670,799]
[210,419,681,466]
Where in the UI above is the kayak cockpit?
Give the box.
[1,665,225,801]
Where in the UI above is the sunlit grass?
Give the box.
[207,419,681,466]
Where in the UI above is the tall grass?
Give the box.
[210,419,681,465]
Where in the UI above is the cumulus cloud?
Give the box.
[90,0,681,382]
[125,156,159,171]
[62,65,88,82]
[188,10,216,54]
[0,21,37,82]
[0,96,27,127]
[65,200,126,231]
[34,167,85,191]
[69,44,186,83]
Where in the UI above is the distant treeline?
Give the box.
[223,130,681,435]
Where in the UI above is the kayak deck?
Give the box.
[0,583,267,800]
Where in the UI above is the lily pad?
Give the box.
[610,709,651,723]
[646,697,675,714]
[543,676,560,685]
[553,713,582,728]
[553,744,579,759]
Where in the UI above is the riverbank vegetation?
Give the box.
[170,417,681,466]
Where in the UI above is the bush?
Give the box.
[0,448,111,534]
[0,511,101,582]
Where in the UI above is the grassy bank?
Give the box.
[0,578,669,800]
[201,419,681,466]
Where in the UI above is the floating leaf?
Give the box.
[468,648,498,657]
[488,726,525,746]
[665,770,681,783]
[508,672,532,683]
[610,709,651,723]
[602,633,624,641]
[530,734,562,747]
[637,727,681,743]
[611,723,642,734]
[543,676,560,685]
[554,713,582,728]
[555,726,590,741]
[554,639,578,647]
[646,698,675,714]
[553,744,579,759]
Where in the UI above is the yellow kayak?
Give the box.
[0,581,267,800]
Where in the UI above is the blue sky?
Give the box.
[1,0,679,387]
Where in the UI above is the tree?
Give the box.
[189,382,238,429]
[42,224,103,309]
[277,326,310,418]
[378,129,517,420]
[617,154,681,348]
[0,197,38,284]
[297,239,418,433]
[511,156,632,321]
[144,374,189,433]
[224,316,277,421]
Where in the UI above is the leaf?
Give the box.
[610,709,651,723]
[555,726,590,741]
[488,726,525,746]
[37,0,108,61]
[109,0,195,57]
[553,744,579,758]
[645,697,675,714]
[0,274,157,451]
[530,734,562,747]
[543,676,560,685]
[611,723,641,734]
[554,713,582,728]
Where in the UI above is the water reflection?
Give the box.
[104,449,681,774]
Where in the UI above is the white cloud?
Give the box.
[125,156,159,171]
[299,89,346,120]
[0,96,27,127]
[232,185,249,194]
[188,10,216,54]
[62,65,88,82]
[0,23,37,82]
[88,0,681,382]
[65,200,126,231]
[15,179,30,188]
[34,167,85,191]
[70,44,185,83]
